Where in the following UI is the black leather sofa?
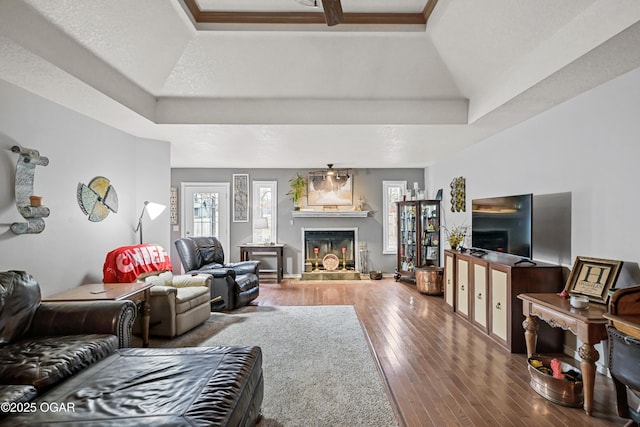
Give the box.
[0,270,136,409]
[1,271,264,426]
[175,236,260,310]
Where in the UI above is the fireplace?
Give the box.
[302,227,359,272]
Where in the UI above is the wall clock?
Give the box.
[77,176,118,222]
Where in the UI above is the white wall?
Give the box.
[427,65,640,368]
[0,81,170,295]
[428,66,640,267]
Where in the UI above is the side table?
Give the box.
[43,282,153,347]
[240,243,285,283]
[518,293,608,416]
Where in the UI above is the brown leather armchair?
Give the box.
[175,236,260,310]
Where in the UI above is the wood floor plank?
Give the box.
[255,279,627,426]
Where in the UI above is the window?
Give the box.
[382,180,406,254]
[252,181,277,244]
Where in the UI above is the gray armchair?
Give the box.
[174,236,260,310]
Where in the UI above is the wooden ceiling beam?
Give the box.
[183,0,430,26]
[422,0,439,25]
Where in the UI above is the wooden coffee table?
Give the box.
[43,282,153,347]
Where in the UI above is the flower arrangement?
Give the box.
[442,224,469,250]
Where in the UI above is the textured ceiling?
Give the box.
[1,0,639,168]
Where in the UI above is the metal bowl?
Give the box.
[369,271,383,280]
[528,356,583,407]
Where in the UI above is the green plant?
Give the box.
[287,174,306,210]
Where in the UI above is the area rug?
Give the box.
[150,305,398,427]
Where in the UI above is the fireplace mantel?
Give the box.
[291,210,369,218]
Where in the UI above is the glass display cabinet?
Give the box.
[394,200,441,282]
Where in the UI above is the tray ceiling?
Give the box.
[0,0,639,168]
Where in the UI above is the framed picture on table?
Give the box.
[564,256,623,304]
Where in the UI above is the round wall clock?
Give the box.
[77,176,118,222]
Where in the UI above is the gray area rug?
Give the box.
[150,305,398,427]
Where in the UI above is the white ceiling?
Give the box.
[1,0,639,168]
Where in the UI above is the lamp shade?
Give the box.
[135,201,167,244]
[145,201,166,220]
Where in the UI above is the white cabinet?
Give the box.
[490,267,509,343]
[444,251,455,308]
[456,257,469,319]
[471,261,488,331]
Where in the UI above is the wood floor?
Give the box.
[254,277,630,427]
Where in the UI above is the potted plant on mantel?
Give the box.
[287,174,306,211]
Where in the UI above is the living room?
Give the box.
[1,1,640,426]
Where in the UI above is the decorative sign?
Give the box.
[565,256,623,304]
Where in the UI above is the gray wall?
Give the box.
[0,80,170,295]
[171,168,425,275]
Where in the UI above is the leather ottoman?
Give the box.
[6,346,263,426]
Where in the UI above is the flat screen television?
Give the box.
[471,193,533,259]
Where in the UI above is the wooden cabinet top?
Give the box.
[445,249,562,269]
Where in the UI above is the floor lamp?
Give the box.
[134,201,166,244]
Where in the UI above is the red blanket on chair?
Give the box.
[103,244,173,283]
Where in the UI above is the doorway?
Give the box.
[181,182,230,251]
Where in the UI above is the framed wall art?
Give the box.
[307,174,353,206]
[450,176,465,212]
[232,174,249,222]
[564,256,623,304]
[169,186,178,225]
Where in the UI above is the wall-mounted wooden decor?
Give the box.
[10,145,50,234]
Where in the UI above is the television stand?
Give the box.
[514,258,537,266]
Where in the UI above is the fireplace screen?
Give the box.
[304,229,356,270]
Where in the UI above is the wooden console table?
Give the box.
[518,293,608,416]
[240,243,285,283]
[43,282,153,347]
